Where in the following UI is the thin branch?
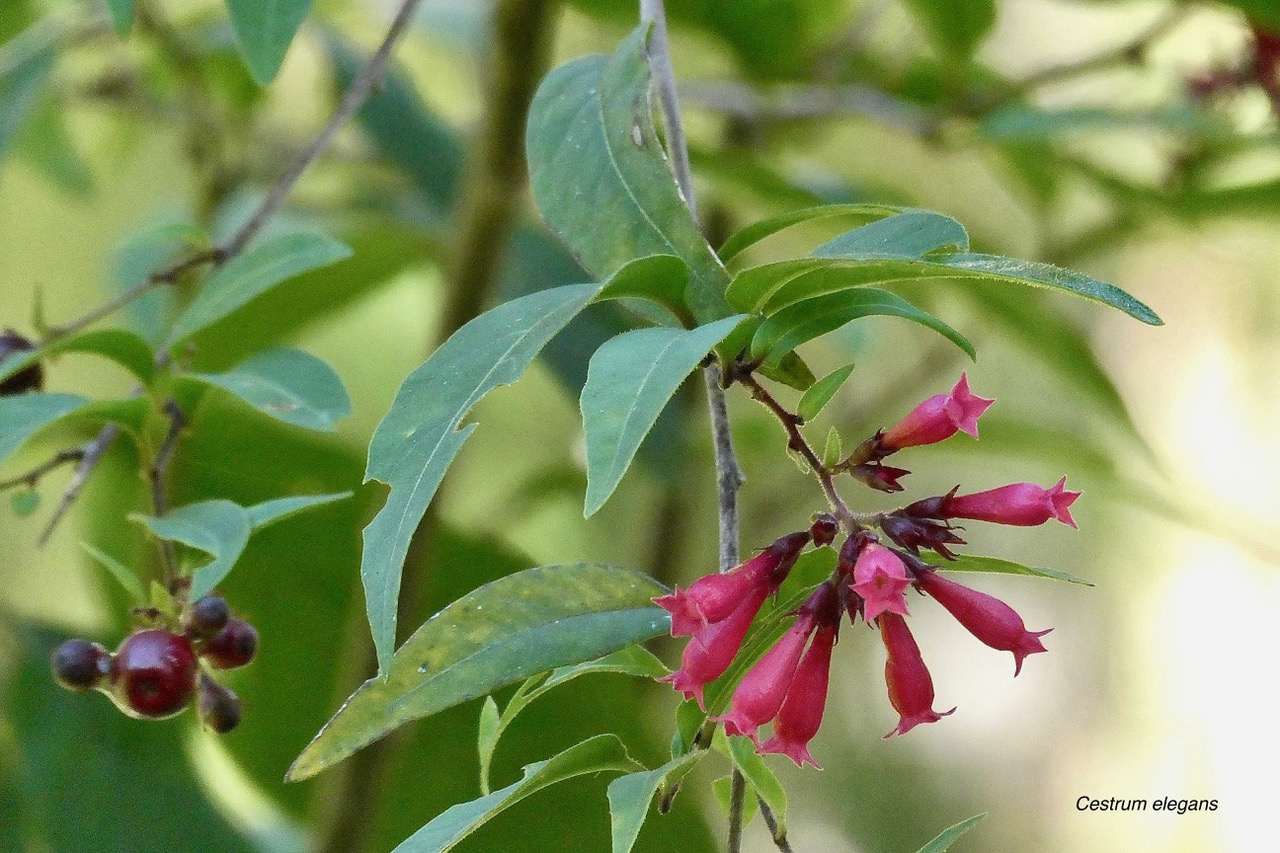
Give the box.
[38,424,119,545]
[704,365,745,571]
[738,372,854,529]
[680,80,937,137]
[148,399,186,587]
[758,797,794,853]
[726,770,747,853]
[219,0,427,260]
[0,448,85,492]
[640,0,698,218]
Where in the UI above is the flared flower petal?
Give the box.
[654,531,809,636]
[658,584,769,707]
[851,543,911,622]
[879,373,994,452]
[879,612,954,737]
[915,570,1051,675]
[942,478,1080,528]
[760,625,837,768]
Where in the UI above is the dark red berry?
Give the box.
[201,618,258,670]
[109,629,198,719]
[810,513,839,547]
[197,673,242,734]
[51,638,111,691]
[185,595,230,640]
[0,329,44,396]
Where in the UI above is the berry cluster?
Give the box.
[51,594,257,733]
[656,374,1077,766]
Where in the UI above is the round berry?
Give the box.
[185,595,230,640]
[0,329,44,396]
[201,618,258,670]
[197,674,242,734]
[109,629,198,719]
[51,638,110,691]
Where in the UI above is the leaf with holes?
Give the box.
[527,24,731,323]
[287,563,668,782]
[360,283,598,676]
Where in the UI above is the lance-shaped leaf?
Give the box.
[797,363,855,422]
[750,289,974,367]
[0,328,157,387]
[287,563,669,782]
[0,392,89,468]
[81,542,145,603]
[244,491,352,530]
[916,813,987,853]
[391,735,643,853]
[725,735,788,838]
[166,231,351,345]
[183,346,351,431]
[581,315,747,516]
[812,209,970,260]
[361,283,598,676]
[925,551,1094,586]
[527,24,732,323]
[608,752,704,853]
[718,203,906,263]
[225,0,315,85]
[132,500,252,599]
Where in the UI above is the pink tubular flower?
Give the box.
[941,477,1080,528]
[879,612,954,737]
[713,584,837,744]
[654,532,810,636]
[850,543,911,622]
[915,570,1051,676]
[658,584,769,708]
[879,373,994,452]
[760,625,837,768]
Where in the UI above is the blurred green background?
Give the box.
[2,0,1278,851]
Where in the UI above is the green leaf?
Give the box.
[184,346,351,431]
[718,203,905,263]
[750,288,975,367]
[607,752,703,853]
[821,426,842,468]
[915,813,987,853]
[542,645,669,690]
[925,551,1093,586]
[526,25,732,323]
[132,499,253,599]
[0,21,55,161]
[812,210,970,260]
[797,363,855,422]
[0,328,157,388]
[930,253,1162,325]
[105,0,135,35]
[225,0,315,85]
[581,315,747,516]
[361,282,598,676]
[17,94,94,195]
[81,542,146,603]
[711,776,759,825]
[725,735,787,836]
[0,392,88,468]
[477,696,501,795]
[728,253,1160,326]
[902,0,996,60]
[758,350,816,391]
[166,231,352,345]
[10,489,38,516]
[244,491,352,529]
[390,735,642,853]
[595,254,692,327]
[288,563,669,782]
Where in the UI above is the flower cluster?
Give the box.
[655,374,1077,765]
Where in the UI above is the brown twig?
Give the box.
[737,372,855,529]
[147,399,186,587]
[0,447,85,492]
[38,424,119,545]
[758,797,794,853]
